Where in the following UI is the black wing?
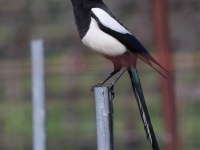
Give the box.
[91,9,168,78]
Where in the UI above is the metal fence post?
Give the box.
[31,39,46,150]
[94,87,114,150]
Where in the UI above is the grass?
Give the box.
[0,94,199,150]
[0,53,200,150]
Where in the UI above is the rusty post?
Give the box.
[152,0,179,150]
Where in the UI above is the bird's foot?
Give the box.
[91,83,101,92]
[107,84,116,100]
[91,83,116,100]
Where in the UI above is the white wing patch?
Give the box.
[82,18,126,56]
[92,8,130,34]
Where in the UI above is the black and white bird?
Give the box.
[71,0,167,87]
[71,0,166,149]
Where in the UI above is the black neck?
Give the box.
[71,0,105,38]
[72,4,91,39]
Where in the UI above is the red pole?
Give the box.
[152,0,180,150]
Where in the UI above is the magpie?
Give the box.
[71,0,167,84]
[71,0,165,149]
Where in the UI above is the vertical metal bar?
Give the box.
[31,39,46,150]
[94,87,114,150]
[152,1,179,150]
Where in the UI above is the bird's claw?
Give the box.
[91,84,116,100]
[107,85,116,100]
[91,84,101,92]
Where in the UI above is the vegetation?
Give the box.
[0,0,200,149]
[0,54,200,149]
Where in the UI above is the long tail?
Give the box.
[128,60,160,150]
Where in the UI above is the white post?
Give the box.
[31,39,46,150]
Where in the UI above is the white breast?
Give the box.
[82,18,126,57]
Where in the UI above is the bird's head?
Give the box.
[71,0,103,8]
[71,0,81,5]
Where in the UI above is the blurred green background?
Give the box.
[0,0,200,150]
